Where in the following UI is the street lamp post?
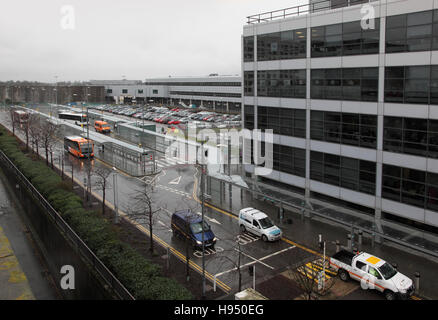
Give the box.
[113,167,119,224]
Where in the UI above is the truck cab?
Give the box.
[239,208,282,242]
[330,250,415,300]
[94,120,111,134]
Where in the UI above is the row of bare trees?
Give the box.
[7,108,59,168]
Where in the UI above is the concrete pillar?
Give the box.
[414,272,420,295]
[347,234,352,250]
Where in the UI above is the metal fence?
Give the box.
[247,0,376,24]
[0,150,135,300]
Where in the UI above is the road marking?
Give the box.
[195,212,222,225]
[169,176,182,185]
[234,248,274,270]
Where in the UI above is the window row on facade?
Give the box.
[169,91,241,98]
[258,107,306,138]
[311,67,379,101]
[244,109,438,160]
[257,70,306,98]
[386,9,438,54]
[384,116,438,159]
[245,66,438,105]
[384,65,438,105]
[144,82,241,87]
[249,141,306,177]
[311,111,377,148]
[244,9,438,62]
[310,151,376,195]
[382,164,438,211]
[311,18,380,57]
[247,146,437,212]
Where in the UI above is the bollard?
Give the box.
[414,272,420,294]
[347,234,352,250]
[336,240,340,253]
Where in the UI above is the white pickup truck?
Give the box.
[329,250,414,300]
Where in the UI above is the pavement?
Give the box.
[0,165,58,300]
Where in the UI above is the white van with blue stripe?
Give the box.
[239,208,282,242]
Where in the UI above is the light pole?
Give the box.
[197,138,207,299]
[112,167,119,224]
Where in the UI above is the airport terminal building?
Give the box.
[91,75,242,114]
[242,0,438,233]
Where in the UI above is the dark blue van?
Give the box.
[171,210,217,249]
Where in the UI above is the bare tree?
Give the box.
[8,107,18,136]
[286,251,337,300]
[18,113,30,152]
[126,181,162,254]
[93,166,112,215]
[83,158,94,203]
[28,113,42,156]
[40,119,60,166]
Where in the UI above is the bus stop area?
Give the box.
[23,107,157,177]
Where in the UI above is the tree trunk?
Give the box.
[149,204,154,254]
[102,188,105,215]
[45,148,49,166]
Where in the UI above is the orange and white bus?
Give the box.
[64,136,94,158]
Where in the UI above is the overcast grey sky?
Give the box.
[0,0,308,82]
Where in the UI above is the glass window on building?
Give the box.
[122,89,128,94]
[383,116,438,159]
[257,29,306,61]
[385,65,436,104]
[257,69,306,99]
[386,10,435,53]
[382,165,438,211]
[244,71,254,96]
[244,36,254,62]
[311,151,376,195]
[311,68,378,102]
[312,19,379,58]
[258,106,306,138]
[244,105,255,130]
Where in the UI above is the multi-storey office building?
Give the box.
[242,0,438,234]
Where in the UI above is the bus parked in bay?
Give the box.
[64,136,94,158]
[58,112,88,127]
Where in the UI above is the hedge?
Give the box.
[0,126,193,300]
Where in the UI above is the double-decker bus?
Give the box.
[58,112,88,127]
[64,136,94,158]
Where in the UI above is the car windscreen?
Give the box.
[190,221,211,234]
[378,262,397,280]
[258,217,274,229]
